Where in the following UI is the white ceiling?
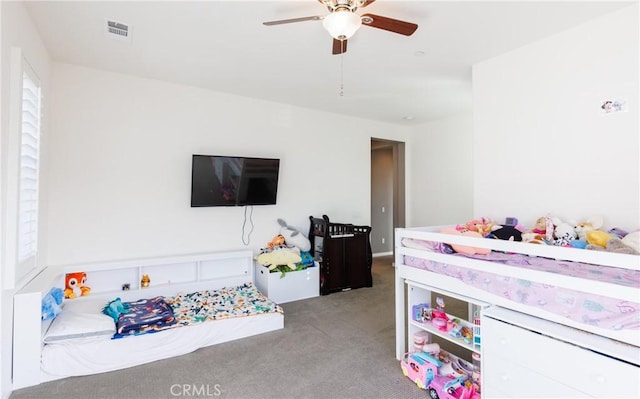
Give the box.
[23,0,634,125]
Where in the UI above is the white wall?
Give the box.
[408,113,474,227]
[0,2,51,397]
[45,63,412,266]
[473,4,639,231]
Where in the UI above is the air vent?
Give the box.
[105,20,131,41]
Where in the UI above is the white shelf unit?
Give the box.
[61,250,253,300]
[406,281,488,390]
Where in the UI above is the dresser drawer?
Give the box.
[483,354,591,398]
[483,315,640,398]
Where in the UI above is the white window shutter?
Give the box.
[17,70,41,264]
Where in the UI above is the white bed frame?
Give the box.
[12,250,284,390]
[394,226,639,398]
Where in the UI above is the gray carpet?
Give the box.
[11,256,425,399]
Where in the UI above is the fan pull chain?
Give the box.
[340,41,345,96]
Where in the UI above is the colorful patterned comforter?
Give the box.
[166,282,283,326]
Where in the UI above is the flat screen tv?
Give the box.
[191,155,280,207]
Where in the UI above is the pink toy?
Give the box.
[432,317,448,331]
[419,342,441,354]
[400,351,443,390]
[413,330,430,351]
[427,375,480,399]
[431,309,450,331]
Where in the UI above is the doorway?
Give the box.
[370,138,405,256]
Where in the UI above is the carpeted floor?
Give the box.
[10,256,426,399]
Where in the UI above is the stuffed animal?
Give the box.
[587,237,639,254]
[266,234,285,249]
[551,217,577,246]
[64,272,91,299]
[256,247,302,271]
[532,216,554,241]
[586,230,612,248]
[622,231,640,252]
[575,215,604,241]
[489,225,522,241]
[521,216,553,244]
[456,217,494,237]
[41,287,64,320]
[277,218,311,251]
[521,232,546,244]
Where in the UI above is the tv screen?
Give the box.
[191,155,280,207]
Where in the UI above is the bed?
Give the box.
[13,250,285,390]
[394,225,640,398]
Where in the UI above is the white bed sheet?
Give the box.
[41,312,284,381]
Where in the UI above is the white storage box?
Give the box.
[254,263,319,304]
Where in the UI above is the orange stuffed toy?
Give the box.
[266,234,286,249]
[64,272,91,299]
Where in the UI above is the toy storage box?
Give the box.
[254,263,319,304]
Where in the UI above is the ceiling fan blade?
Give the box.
[361,13,418,36]
[332,39,348,55]
[263,16,322,26]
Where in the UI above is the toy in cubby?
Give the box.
[412,331,441,354]
[433,352,480,399]
[401,347,481,398]
[427,375,480,399]
[412,303,431,323]
[473,311,481,348]
[472,353,481,392]
[400,350,443,389]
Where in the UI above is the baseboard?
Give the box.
[372,251,393,258]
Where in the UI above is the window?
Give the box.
[6,48,44,288]
[17,69,41,265]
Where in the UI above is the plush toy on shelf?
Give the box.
[64,272,91,299]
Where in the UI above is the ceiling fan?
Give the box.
[263,0,418,55]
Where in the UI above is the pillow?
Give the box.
[401,238,437,252]
[43,310,115,344]
[440,227,491,255]
[622,231,640,252]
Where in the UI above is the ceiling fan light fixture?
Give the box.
[322,10,362,40]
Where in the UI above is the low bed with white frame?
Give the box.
[13,250,284,390]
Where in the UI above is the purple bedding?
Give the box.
[402,237,640,331]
